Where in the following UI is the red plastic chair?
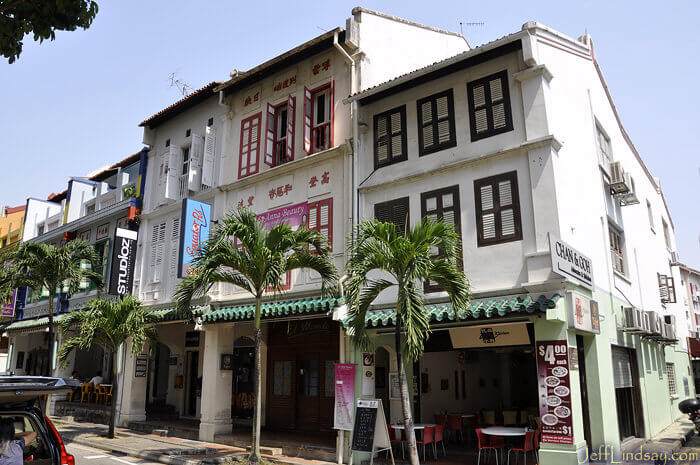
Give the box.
[434,424,446,457]
[415,426,435,461]
[434,414,447,427]
[532,428,540,463]
[507,431,535,465]
[387,425,405,459]
[447,414,464,442]
[476,428,501,465]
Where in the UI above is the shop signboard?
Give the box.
[257,202,308,231]
[350,399,392,463]
[536,340,574,444]
[0,289,17,320]
[333,363,356,431]
[449,322,531,348]
[134,354,148,378]
[566,291,600,334]
[178,199,212,278]
[108,228,138,296]
[549,234,593,289]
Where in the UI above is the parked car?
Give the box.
[0,376,75,465]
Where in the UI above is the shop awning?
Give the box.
[151,305,208,322]
[352,294,562,329]
[3,314,67,334]
[202,296,343,323]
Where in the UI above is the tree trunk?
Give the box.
[395,314,420,465]
[108,349,118,439]
[249,296,263,463]
[46,294,55,377]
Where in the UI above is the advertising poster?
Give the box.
[334,363,356,431]
[536,340,574,444]
[179,199,212,278]
[257,202,308,231]
[108,228,138,296]
[567,291,600,334]
[0,288,17,320]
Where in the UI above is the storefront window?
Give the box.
[273,360,292,396]
[298,359,319,396]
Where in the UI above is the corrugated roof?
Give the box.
[203,296,342,323]
[348,294,561,329]
[139,82,222,129]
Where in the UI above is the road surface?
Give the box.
[66,441,164,465]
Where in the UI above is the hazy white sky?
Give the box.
[1,0,698,267]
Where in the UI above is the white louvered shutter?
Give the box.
[170,217,181,278]
[152,222,166,283]
[376,116,389,163]
[202,125,216,188]
[188,134,204,191]
[150,224,159,283]
[286,94,295,161]
[498,180,515,236]
[480,184,496,240]
[264,103,275,166]
[436,95,450,143]
[421,100,433,149]
[490,77,507,129]
[390,111,402,158]
[303,86,312,153]
[165,146,181,200]
[157,153,167,206]
[471,84,488,134]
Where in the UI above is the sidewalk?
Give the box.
[621,417,696,462]
[53,419,335,465]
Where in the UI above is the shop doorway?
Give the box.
[266,319,339,432]
[231,337,255,420]
[612,345,644,441]
[577,335,592,450]
[146,342,173,419]
[375,347,391,422]
[184,351,200,417]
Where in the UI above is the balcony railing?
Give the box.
[312,123,331,153]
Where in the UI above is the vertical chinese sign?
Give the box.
[536,340,574,444]
[334,363,356,431]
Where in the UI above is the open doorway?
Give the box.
[146,342,173,420]
[184,351,200,417]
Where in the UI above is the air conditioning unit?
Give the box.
[622,307,644,333]
[671,251,681,264]
[618,174,640,206]
[646,311,663,336]
[640,311,652,334]
[660,323,677,343]
[609,161,632,195]
[345,17,360,50]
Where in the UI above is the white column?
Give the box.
[199,324,234,442]
[118,341,148,425]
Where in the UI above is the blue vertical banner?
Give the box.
[179,199,212,278]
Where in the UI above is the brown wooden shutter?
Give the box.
[474,171,522,247]
[374,197,410,236]
[421,185,461,292]
[467,70,513,141]
[373,105,407,169]
[416,90,456,156]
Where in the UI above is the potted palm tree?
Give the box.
[174,207,338,463]
[344,218,470,465]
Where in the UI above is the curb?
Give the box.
[68,436,204,465]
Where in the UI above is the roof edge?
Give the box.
[352,7,466,41]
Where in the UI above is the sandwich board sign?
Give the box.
[350,399,394,465]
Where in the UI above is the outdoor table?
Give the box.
[391,423,436,430]
[481,426,528,436]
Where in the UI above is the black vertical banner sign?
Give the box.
[109,228,138,296]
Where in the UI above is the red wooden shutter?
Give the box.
[264,103,275,166]
[308,198,333,252]
[303,86,312,153]
[286,94,296,161]
[329,77,335,148]
[239,113,261,179]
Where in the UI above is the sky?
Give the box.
[1,0,699,267]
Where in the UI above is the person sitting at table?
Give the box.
[88,371,103,387]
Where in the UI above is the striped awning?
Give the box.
[353,294,561,329]
[202,297,342,323]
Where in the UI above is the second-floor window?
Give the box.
[304,81,334,154]
[467,70,513,141]
[596,124,612,165]
[417,89,456,156]
[265,95,296,168]
[474,171,522,247]
[658,273,677,304]
[609,226,626,275]
[179,147,190,199]
[374,197,410,236]
[374,105,407,168]
[150,222,167,283]
[239,113,261,179]
[308,198,333,251]
[421,185,461,292]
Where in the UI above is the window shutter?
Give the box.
[308,198,333,251]
[329,78,335,148]
[374,197,410,236]
[659,274,669,302]
[303,86,312,153]
[165,145,181,200]
[201,125,216,188]
[151,223,166,283]
[421,186,462,292]
[375,115,389,164]
[612,346,633,388]
[170,217,181,278]
[239,113,261,178]
[421,100,434,148]
[467,70,513,141]
[474,171,522,247]
[188,134,204,191]
[286,94,296,161]
[417,90,455,155]
[668,277,677,303]
[264,103,275,166]
[436,95,450,144]
[158,153,167,205]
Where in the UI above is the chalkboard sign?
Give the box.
[351,400,379,452]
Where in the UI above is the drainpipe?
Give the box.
[333,274,349,465]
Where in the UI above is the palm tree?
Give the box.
[0,240,104,374]
[59,295,157,438]
[174,207,338,463]
[345,219,470,465]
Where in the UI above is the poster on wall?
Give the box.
[536,340,574,444]
[389,373,401,400]
[334,363,356,431]
[108,228,138,296]
[134,354,148,378]
[257,202,308,231]
[566,291,600,334]
[0,288,17,320]
[178,199,212,278]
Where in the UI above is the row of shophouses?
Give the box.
[2,8,700,465]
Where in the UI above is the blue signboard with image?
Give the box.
[178,199,212,278]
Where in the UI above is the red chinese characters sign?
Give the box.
[536,340,574,444]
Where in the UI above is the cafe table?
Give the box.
[391,423,436,430]
[481,426,528,436]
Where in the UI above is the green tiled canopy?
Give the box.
[3,313,67,332]
[203,297,342,323]
[150,305,207,322]
[357,294,561,328]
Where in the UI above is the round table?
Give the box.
[391,423,435,430]
[481,427,528,436]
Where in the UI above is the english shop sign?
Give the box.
[178,199,212,278]
[109,228,138,296]
[549,234,593,289]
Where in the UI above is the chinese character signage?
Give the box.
[566,291,600,334]
[536,340,574,444]
[178,199,212,278]
[242,85,261,112]
[108,228,138,296]
[258,202,308,231]
[272,69,297,97]
[96,223,110,240]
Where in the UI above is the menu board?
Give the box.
[536,340,573,444]
[134,354,149,378]
[351,401,378,452]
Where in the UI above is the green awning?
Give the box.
[4,313,67,333]
[203,297,342,323]
[150,305,208,322]
[355,294,561,329]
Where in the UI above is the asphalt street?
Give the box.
[65,441,163,465]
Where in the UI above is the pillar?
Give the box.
[199,323,234,442]
[118,340,148,425]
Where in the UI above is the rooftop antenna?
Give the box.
[168,72,193,97]
[459,21,485,36]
